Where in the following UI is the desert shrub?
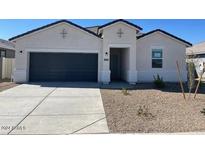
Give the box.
[153,74,165,88]
[137,105,155,120]
[200,108,205,115]
[121,88,130,96]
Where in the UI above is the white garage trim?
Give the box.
[25,48,99,54]
[24,51,100,82]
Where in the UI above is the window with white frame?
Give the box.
[152,49,163,68]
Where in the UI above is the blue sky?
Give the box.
[1,19,205,44]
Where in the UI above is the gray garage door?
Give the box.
[29,52,98,82]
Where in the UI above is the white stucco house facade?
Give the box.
[9,19,192,84]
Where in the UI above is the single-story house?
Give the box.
[0,39,15,80]
[9,19,192,84]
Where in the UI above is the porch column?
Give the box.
[101,45,110,84]
[127,47,138,84]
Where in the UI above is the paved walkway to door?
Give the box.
[0,82,109,134]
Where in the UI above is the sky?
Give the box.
[1,19,205,44]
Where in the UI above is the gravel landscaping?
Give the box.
[100,83,205,133]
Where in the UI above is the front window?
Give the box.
[152,49,163,68]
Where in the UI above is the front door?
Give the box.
[110,52,121,81]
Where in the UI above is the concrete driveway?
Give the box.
[0,82,109,135]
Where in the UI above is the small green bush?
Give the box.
[153,74,165,88]
[121,88,130,96]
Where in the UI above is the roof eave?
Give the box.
[98,19,143,31]
[9,20,102,41]
[137,29,192,47]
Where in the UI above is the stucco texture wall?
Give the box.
[12,21,189,83]
[101,22,138,83]
[12,22,102,82]
[136,32,187,82]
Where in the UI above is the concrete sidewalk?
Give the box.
[0,82,109,135]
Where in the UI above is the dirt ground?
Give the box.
[0,81,19,92]
[100,83,205,133]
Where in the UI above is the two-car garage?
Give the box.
[9,20,103,83]
[29,52,98,82]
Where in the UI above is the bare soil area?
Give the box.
[0,81,19,92]
[100,83,205,133]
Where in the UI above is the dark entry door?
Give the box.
[110,53,121,81]
[29,52,98,82]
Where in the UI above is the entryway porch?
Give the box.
[110,47,129,82]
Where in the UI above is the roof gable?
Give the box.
[98,19,143,31]
[137,29,192,47]
[9,20,101,41]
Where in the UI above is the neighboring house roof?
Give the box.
[186,41,205,55]
[9,20,101,41]
[0,39,15,50]
[98,19,143,31]
[137,29,192,46]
